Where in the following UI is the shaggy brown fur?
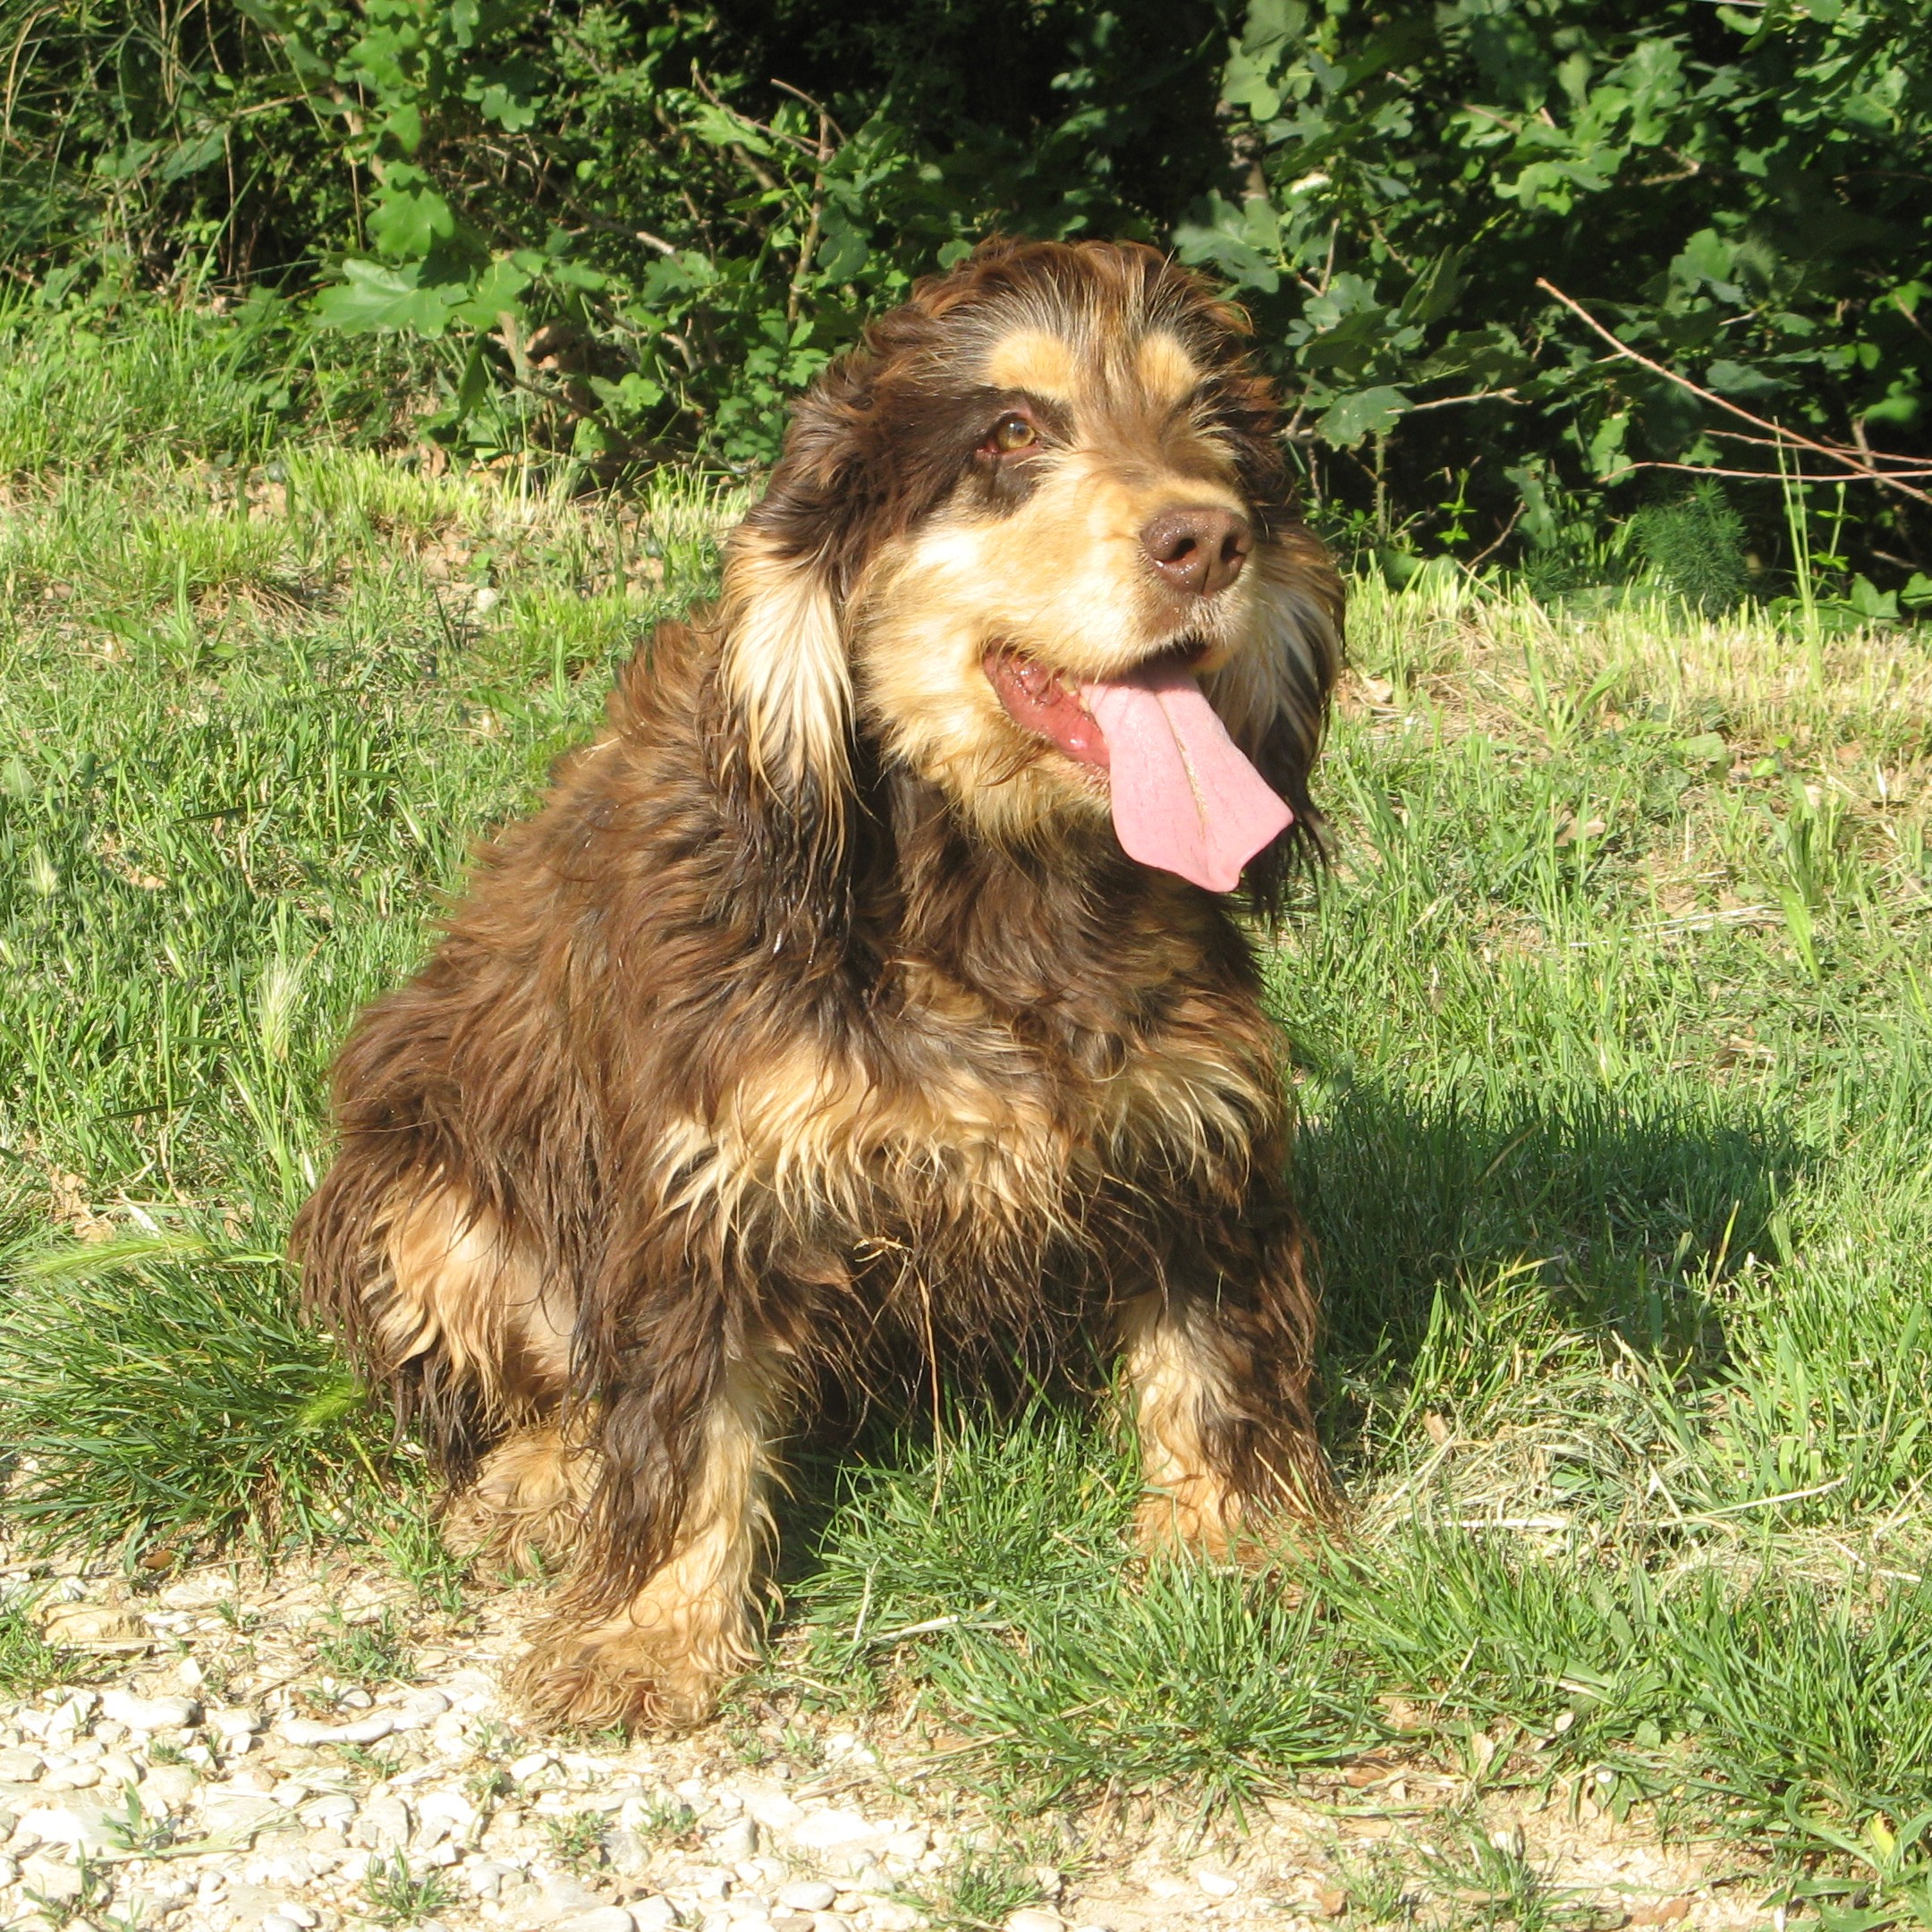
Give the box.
[293,238,1345,1729]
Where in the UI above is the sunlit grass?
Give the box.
[2,339,1930,1901]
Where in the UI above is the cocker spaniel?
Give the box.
[294,237,1345,1728]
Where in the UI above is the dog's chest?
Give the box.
[692,959,1278,1235]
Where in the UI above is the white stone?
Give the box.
[429,1712,472,1755]
[713,1818,759,1860]
[281,1711,395,1747]
[139,1765,199,1812]
[882,1828,930,1861]
[300,1792,358,1830]
[40,1762,100,1790]
[788,1809,881,1852]
[389,1689,452,1733]
[101,1690,200,1732]
[741,1789,805,1831]
[1005,1914,1066,1932]
[203,1791,287,1833]
[555,1911,636,1932]
[464,1856,514,1897]
[0,1749,44,1784]
[775,1880,838,1911]
[17,1802,113,1851]
[261,1916,305,1932]
[208,1705,266,1738]
[417,1786,478,1843]
[351,1795,413,1851]
[1196,1870,1240,1898]
[631,1902,680,1930]
[20,1852,84,1901]
[510,1750,554,1783]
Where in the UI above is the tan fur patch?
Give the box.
[716,530,852,792]
[513,1356,776,1728]
[985,327,1082,399]
[380,1191,572,1421]
[648,1020,1076,1244]
[446,1423,596,1573]
[854,430,1258,848]
[1135,330,1200,406]
[1120,1291,1242,1556]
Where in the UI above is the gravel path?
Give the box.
[0,1555,1770,1932]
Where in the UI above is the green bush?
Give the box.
[1630,483,1751,613]
[1,0,1926,572]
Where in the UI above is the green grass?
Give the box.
[0,1590,81,1695]
[361,1850,457,1928]
[311,1606,413,1690]
[4,302,1932,1907]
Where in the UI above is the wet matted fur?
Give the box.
[294,238,1346,1729]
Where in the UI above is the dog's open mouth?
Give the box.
[983,641,1292,893]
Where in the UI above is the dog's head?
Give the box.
[716,237,1343,904]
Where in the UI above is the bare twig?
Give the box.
[1465,498,1525,569]
[787,106,831,326]
[1405,388,1523,414]
[1537,276,1932,506]
[769,78,848,146]
[1602,458,1932,490]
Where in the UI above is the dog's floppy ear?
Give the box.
[716,524,852,802]
[714,353,887,807]
[1207,527,1345,918]
[709,358,891,953]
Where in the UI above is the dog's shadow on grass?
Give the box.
[765,1071,1811,1601]
[1295,1067,1813,1451]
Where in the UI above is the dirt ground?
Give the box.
[0,1551,1776,1932]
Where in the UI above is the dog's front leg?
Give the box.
[510,1309,786,1731]
[1119,1193,1333,1557]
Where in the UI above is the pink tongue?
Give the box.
[1081,664,1292,892]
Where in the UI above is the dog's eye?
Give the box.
[985,413,1039,455]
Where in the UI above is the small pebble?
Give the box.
[554,1911,637,1932]
[101,1690,201,1732]
[776,1880,838,1911]
[713,1816,758,1860]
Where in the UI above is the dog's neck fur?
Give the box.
[740,699,1253,1046]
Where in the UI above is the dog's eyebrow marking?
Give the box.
[985,328,1082,401]
[1136,331,1200,405]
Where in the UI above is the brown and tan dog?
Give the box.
[294,237,1345,1729]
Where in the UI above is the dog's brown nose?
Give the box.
[1140,506,1252,597]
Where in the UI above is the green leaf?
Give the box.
[1318,386,1410,446]
[685,101,775,157]
[445,256,532,327]
[1397,250,1465,328]
[369,187,455,260]
[311,259,459,335]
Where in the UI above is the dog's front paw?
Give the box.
[444,1425,595,1577]
[508,1620,724,1732]
[508,1588,760,1733]
[1134,1479,1245,1561]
